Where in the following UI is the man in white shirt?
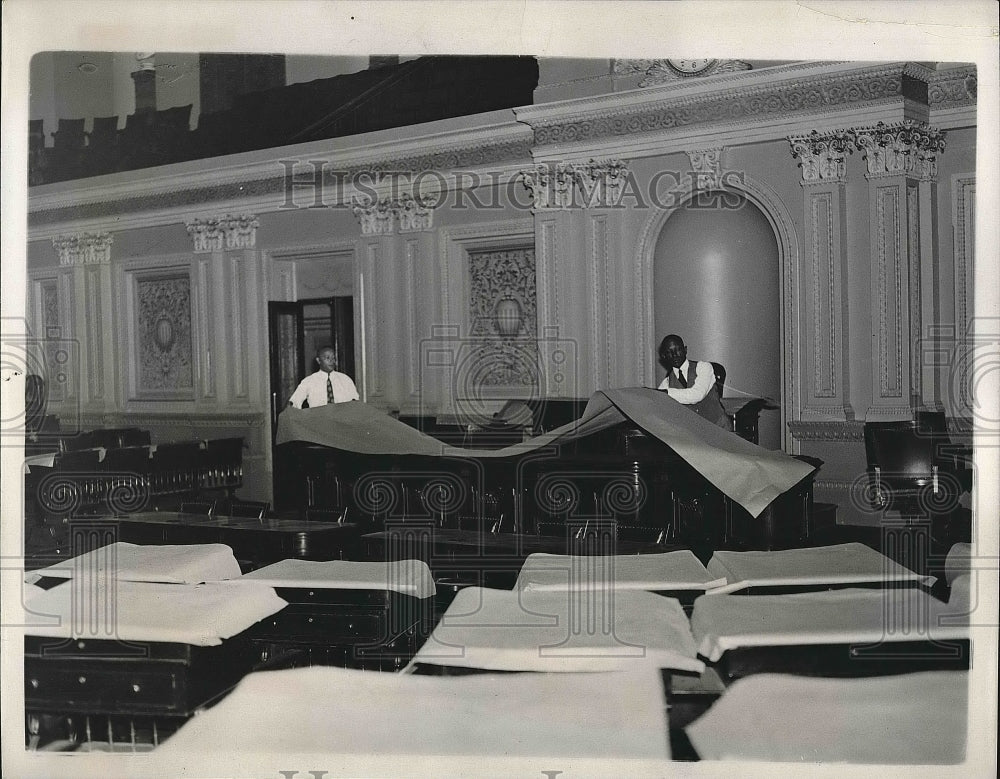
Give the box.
[287,346,359,408]
[656,334,729,429]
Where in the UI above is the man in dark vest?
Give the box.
[656,334,730,429]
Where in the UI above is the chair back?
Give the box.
[304,506,346,523]
[863,420,940,483]
[181,500,216,516]
[226,500,270,519]
[710,362,726,399]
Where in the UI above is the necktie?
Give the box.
[326,374,335,404]
[677,369,687,388]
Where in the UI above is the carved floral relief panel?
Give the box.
[468,247,539,387]
[134,273,194,397]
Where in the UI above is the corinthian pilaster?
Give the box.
[575,159,629,208]
[854,121,946,181]
[518,164,574,210]
[352,196,395,235]
[52,232,114,266]
[396,194,434,232]
[855,121,946,418]
[788,130,853,185]
[186,214,259,253]
[787,132,853,420]
[686,148,724,191]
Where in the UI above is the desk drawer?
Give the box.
[255,608,388,642]
[26,661,187,714]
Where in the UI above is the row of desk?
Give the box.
[20,535,974,763]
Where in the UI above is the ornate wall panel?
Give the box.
[132,272,194,399]
[467,247,538,387]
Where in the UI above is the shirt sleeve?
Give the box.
[288,376,309,408]
[664,363,715,405]
[341,375,360,402]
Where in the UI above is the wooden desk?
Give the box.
[106,512,359,567]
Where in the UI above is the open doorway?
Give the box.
[267,295,354,430]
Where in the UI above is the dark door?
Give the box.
[268,296,355,510]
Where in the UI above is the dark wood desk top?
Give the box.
[118,512,358,535]
[363,528,674,556]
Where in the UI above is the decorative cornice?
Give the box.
[51,231,113,265]
[185,214,259,253]
[613,59,752,86]
[787,420,865,442]
[29,130,532,232]
[927,65,977,109]
[685,148,724,190]
[854,120,946,181]
[517,159,630,210]
[523,62,929,148]
[788,130,854,184]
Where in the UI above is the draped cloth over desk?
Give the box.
[27,542,242,584]
[705,542,934,594]
[412,586,704,673]
[276,387,815,518]
[23,579,286,646]
[686,671,968,763]
[236,558,436,598]
[515,550,726,592]
[157,665,671,758]
[690,587,970,662]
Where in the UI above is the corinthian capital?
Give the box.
[854,121,946,181]
[352,195,395,235]
[686,148,724,190]
[788,130,854,184]
[186,214,259,252]
[397,194,433,232]
[575,159,629,207]
[52,232,114,266]
[518,164,574,211]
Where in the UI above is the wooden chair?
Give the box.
[863,414,961,518]
[710,362,726,399]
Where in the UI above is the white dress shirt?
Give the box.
[656,359,716,404]
[288,370,359,408]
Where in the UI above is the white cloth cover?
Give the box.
[945,542,973,585]
[686,671,968,764]
[413,586,703,673]
[27,542,242,584]
[23,579,285,646]
[705,542,933,594]
[515,550,725,592]
[158,665,670,759]
[236,557,435,598]
[690,587,970,662]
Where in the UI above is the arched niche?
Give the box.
[652,191,782,449]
